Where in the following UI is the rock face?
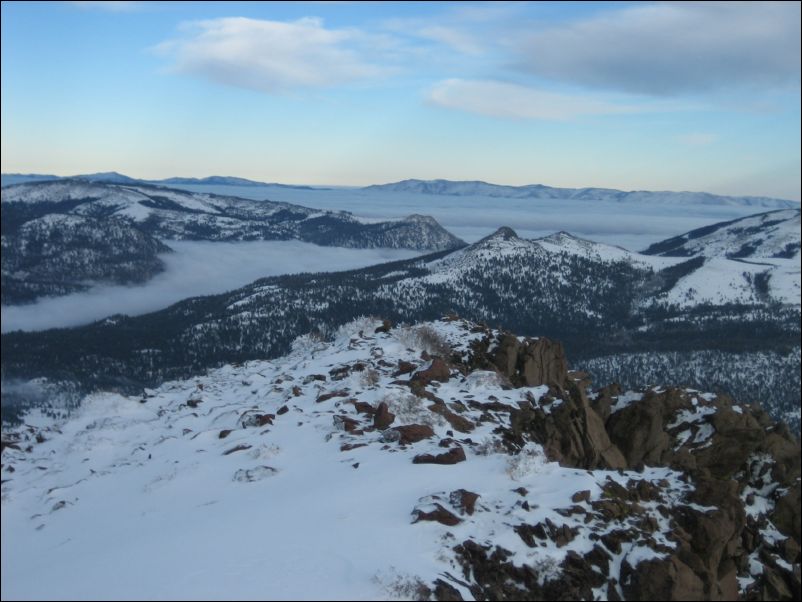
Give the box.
[439,321,800,602]
[491,335,568,387]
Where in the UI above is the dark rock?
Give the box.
[394,360,416,376]
[240,413,274,428]
[413,447,466,465]
[412,503,462,526]
[340,442,367,452]
[277,405,289,415]
[412,358,451,384]
[218,429,232,439]
[572,490,591,504]
[621,556,705,601]
[392,424,435,444]
[450,489,480,515]
[374,319,392,334]
[222,444,252,455]
[329,365,351,380]
[316,389,349,403]
[432,579,463,601]
[373,402,396,430]
[350,400,375,415]
[428,404,475,433]
[333,415,361,433]
[772,482,801,543]
[492,334,567,388]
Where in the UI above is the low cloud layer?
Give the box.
[155,17,388,93]
[515,2,801,95]
[1,241,418,333]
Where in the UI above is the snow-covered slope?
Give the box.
[364,179,799,209]
[2,318,799,600]
[642,209,801,259]
[640,210,801,308]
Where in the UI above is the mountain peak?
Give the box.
[479,226,519,242]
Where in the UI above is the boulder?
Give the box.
[392,424,435,444]
[373,402,396,430]
[413,447,466,465]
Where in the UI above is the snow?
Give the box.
[2,318,703,601]
[609,391,643,414]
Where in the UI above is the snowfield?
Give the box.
[2,318,794,600]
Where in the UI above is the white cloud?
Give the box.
[1,241,419,333]
[515,2,801,95]
[155,17,388,93]
[427,78,645,120]
[675,133,718,146]
[415,25,484,55]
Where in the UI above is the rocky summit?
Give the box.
[1,317,798,600]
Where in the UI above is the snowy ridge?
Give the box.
[642,209,801,259]
[2,317,799,600]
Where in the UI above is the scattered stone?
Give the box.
[218,429,232,439]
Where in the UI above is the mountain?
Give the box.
[1,180,463,303]
[642,209,801,259]
[1,214,171,305]
[3,210,798,427]
[0,173,61,187]
[2,317,799,600]
[159,176,322,189]
[364,179,799,209]
[1,172,323,189]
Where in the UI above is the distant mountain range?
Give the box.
[1,180,463,304]
[0,171,323,190]
[364,179,799,209]
[3,208,798,428]
[3,173,798,209]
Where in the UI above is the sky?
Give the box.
[1,1,800,199]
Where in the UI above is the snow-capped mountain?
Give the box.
[3,210,799,428]
[1,180,463,303]
[1,214,171,305]
[363,179,799,209]
[2,317,799,600]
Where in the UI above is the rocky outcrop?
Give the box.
[491,334,568,388]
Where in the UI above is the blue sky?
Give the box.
[1,1,800,199]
